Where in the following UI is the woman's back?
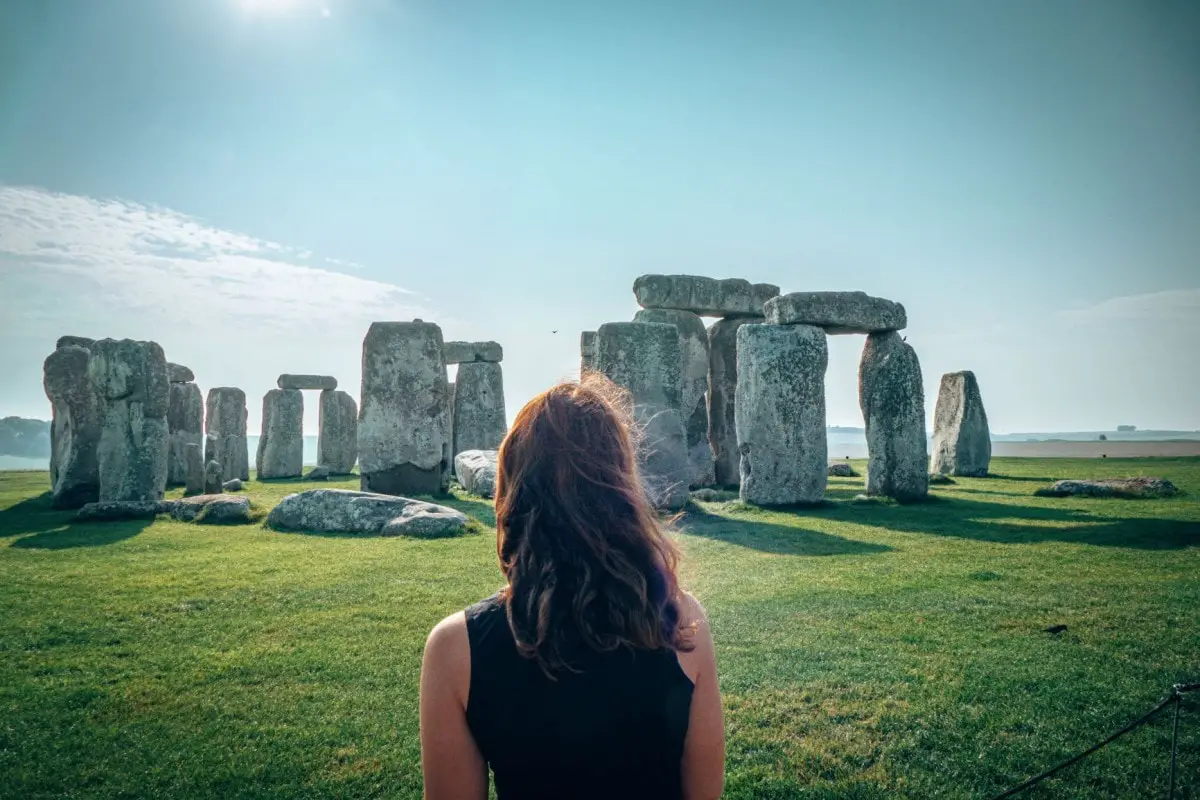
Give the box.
[464,594,694,799]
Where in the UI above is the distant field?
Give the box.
[1,458,1198,798]
[993,440,1200,458]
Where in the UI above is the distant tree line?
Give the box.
[0,417,51,458]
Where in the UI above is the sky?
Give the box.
[1,0,1197,435]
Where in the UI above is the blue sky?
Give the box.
[1,0,1197,433]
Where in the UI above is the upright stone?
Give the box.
[205,388,249,482]
[930,371,991,477]
[580,331,597,374]
[184,443,205,495]
[633,275,780,317]
[735,324,828,505]
[167,382,204,486]
[859,332,928,501]
[317,389,358,474]
[358,320,452,495]
[707,317,758,487]
[42,344,101,508]
[453,362,507,455]
[634,309,715,488]
[88,339,170,503]
[256,389,304,479]
[595,322,689,511]
[447,381,456,455]
[204,460,223,495]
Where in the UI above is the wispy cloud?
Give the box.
[1059,288,1200,324]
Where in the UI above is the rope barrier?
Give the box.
[987,681,1197,800]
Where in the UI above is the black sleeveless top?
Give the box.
[464,594,694,799]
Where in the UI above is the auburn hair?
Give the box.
[494,373,694,674]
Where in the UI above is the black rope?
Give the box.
[987,681,1197,800]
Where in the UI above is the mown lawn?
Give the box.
[1,458,1197,799]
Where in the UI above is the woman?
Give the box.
[420,376,725,799]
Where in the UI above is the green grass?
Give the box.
[1,458,1198,799]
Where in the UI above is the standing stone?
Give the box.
[707,317,758,487]
[453,362,508,456]
[633,275,780,317]
[256,389,304,479]
[580,331,597,374]
[930,371,991,477]
[358,320,452,496]
[167,382,204,486]
[184,443,205,496]
[317,389,358,474]
[42,344,102,508]
[87,339,170,503]
[859,332,928,501]
[204,460,223,494]
[447,381,456,456]
[205,388,249,482]
[735,324,828,505]
[634,309,715,488]
[595,322,690,511]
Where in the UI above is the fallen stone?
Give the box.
[453,361,507,456]
[304,465,331,481]
[634,308,715,488]
[169,494,252,524]
[76,500,162,522]
[690,488,738,503]
[88,339,170,503]
[443,341,504,364]
[167,382,204,487]
[454,450,498,498]
[735,323,828,505]
[317,390,357,474]
[43,343,101,509]
[633,275,780,318]
[928,473,956,485]
[828,462,858,478]
[1035,477,1180,499]
[930,371,991,477]
[221,478,244,492]
[277,374,338,391]
[56,335,95,350]
[358,321,452,496]
[184,443,205,495]
[707,317,759,487]
[205,388,249,482]
[256,389,304,479]
[167,363,195,383]
[764,291,907,334]
[379,503,470,538]
[595,322,690,511]
[266,488,467,536]
[205,461,223,495]
[859,331,928,501]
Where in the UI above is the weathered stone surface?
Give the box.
[76,500,163,521]
[454,449,498,498]
[453,361,507,456]
[56,335,95,350]
[443,341,504,364]
[167,363,194,383]
[88,339,170,503]
[43,344,101,508]
[706,317,759,487]
[828,462,858,478]
[304,465,331,481]
[633,309,715,488]
[317,390,357,474]
[358,321,452,495]
[859,331,928,501]
[256,389,304,479]
[222,478,244,492]
[379,504,469,537]
[1035,477,1179,499]
[765,292,907,334]
[205,388,249,482]
[633,275,780,318]
[184,443,205,495]
[580,331,597,373]
[267,488,467,536]
[167,382,204,486]
[169,494,252,524]
[595,322,690,511]
[205,460,223,494]
[735,323,828,505]
[277,374,337,390]
[447,381,455,452]
[930,371,991,477]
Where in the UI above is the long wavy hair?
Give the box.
[494,373,694,675]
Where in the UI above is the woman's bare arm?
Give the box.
[678,594,725,799]
[420,612,488,800]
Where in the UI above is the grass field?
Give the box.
[1,458,1198,798]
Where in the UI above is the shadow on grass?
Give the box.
[1,492,152,549]
[680,504,893,556]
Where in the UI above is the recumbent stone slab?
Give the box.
[706,317,759,487]
[930,371,991,477]
[205,388,249,482]
[43,343,102,508]
[317,389,358,474]
[859,331,928,501]
[633,274,780,318]
[277,374,338,391]
[443,341,504,364]
[56,335,95,350]
[256,388,304,479]
[735,323,828,505]
[267,488,468,537]
[454,449,498,498]
[764,291,907,334]
[453,361,507,456]
[168,363,195,383]
[167,382,204,487]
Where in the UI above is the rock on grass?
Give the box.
[1035,477,1180,499]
